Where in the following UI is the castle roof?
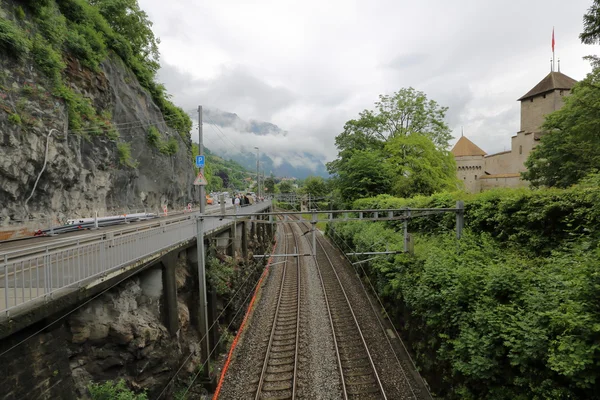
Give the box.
[518,71,577,101]
[451,136,487,157]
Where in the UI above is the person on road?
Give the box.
[234,195,240,210]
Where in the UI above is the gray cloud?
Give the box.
[142,0,594,164]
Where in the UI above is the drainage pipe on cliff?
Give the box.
[24,128,57,210]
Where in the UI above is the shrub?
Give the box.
[160,137,178,156]
[88,379,147,400]
[0,18,31,58]
[353,186,600,255]
[31,35,65,83]
[15,6,26,20]
[147,126,160,147]
[329,223,600,399]
[36,4,68,48]
[8,113,22,125]
[117,142,137,168]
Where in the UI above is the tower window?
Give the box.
[519,145,522,155]
[530,98,533,102]
[475,175,478,180]
[543,94,546,99]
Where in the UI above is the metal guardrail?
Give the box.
[0,201,272,316]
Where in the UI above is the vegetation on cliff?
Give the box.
[0,0,191,141]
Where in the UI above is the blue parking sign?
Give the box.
[195,155,205,168]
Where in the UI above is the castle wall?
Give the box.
[479,175,525,190]
[483,151,512,175]
[509,131,538,172]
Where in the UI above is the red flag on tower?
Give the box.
[552,27,555,52]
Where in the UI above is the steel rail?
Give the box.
[255,219,301,399]
[315,235,387,399]
[291,214,386,399]
[304,224,348,399]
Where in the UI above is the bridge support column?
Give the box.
[227,225,235,257]
[242,221,248,259]
[161,253,179,337]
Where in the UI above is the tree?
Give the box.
[328,88,455,202]
[264,176,276,194]
[278,180,295,193]
[300,176,328,198]
[89,0,160,72]
[334,149,393,203]
[385,133,458,197]
[523,67,600,187]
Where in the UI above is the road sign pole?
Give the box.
[196,105,210,376]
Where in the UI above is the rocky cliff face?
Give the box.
[0,28,194,223]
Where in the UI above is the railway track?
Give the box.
[251,220,301,399]
[293,216,387,399]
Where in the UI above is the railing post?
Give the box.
[3,255,8,315]
[311,211,317,257]
[44,247,50,296]
[456,200,464,239]
[403,208,411,253]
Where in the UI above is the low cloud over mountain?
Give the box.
[198,108,329,179]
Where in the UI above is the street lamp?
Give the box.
[254,147,259,198]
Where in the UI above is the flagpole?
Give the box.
[552,27,555,72]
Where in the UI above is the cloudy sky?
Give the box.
[140,0,596,163]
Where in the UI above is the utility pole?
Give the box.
[196,105,210,375]
[255,147,259,198]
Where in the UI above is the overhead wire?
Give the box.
[154,260,267,399]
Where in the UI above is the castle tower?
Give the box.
[451,136,486,193]
[517,71,577,134]
[510,71,577,172]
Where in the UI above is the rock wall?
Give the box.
[0,50,194,222]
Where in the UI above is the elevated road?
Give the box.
[0,201,272,318]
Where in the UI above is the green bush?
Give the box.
[354,186,600,255]
[117,142,136,168]
[147,126,160,147]
[8,113,22,125]
[88,379,147,400]
[31,35,65,83]
[0,18,31,58]
[329,222,600,399]
[36,4,68,47]
[15,6,26,20]
[160,137,179,156]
